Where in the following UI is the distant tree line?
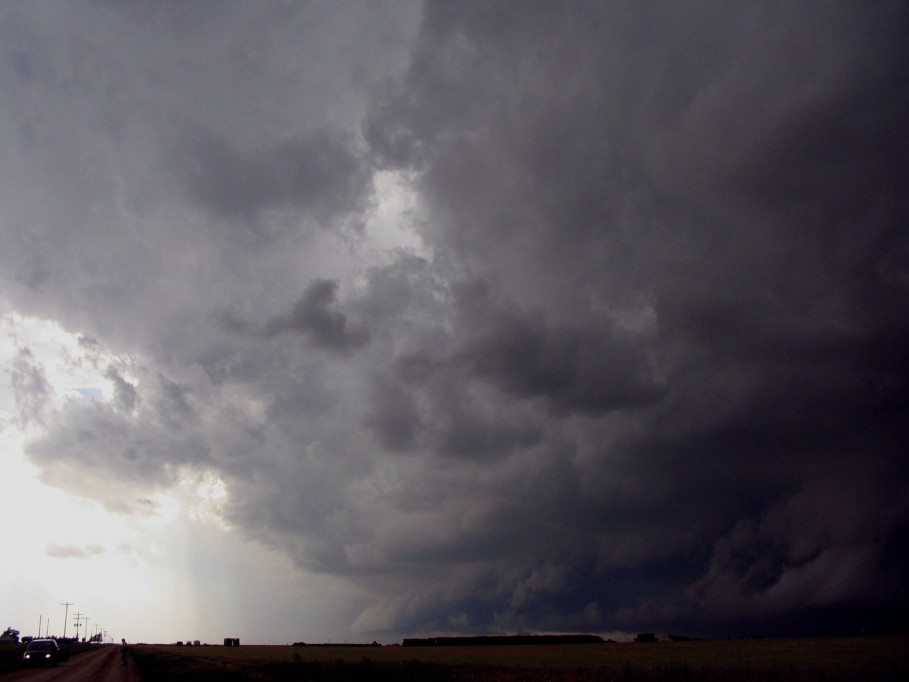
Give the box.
[3,627,89,646]
[292,641,381,647]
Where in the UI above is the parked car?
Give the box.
[22,638,62,666]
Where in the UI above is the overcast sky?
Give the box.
[1,0,907,644]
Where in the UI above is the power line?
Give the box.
[0,571,59,610]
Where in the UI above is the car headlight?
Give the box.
[23,654,30,659]
[45,653,52,659]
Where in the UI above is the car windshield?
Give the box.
[27,641,55,651]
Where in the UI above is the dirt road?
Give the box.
[1,645,140,682]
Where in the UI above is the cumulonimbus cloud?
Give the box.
[2,0,907,640]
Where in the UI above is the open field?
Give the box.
[130,637,909,681]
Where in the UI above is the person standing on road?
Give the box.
[120,638,129,666]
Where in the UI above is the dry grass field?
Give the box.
[130,637,909,681]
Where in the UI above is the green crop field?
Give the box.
[130,637,909,681]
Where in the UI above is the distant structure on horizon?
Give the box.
[403,634,605,647]
[223,638,240,647]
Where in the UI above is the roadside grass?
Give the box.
[0,644,25,676]
[131,637,909,681]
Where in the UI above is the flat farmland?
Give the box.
[131,637,909,681]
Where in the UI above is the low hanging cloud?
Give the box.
[2,0,907,639]
[46,544,106,560]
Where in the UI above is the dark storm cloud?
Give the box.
[4,0,908,641]
[450,280,664,415]
[266,279,371,353]
[364,357,545,459]
[354,0,909,636]
[0,0,416,343]
[172,128,371,230]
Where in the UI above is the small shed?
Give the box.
[223,638,240,647]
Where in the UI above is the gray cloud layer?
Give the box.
[2,1,907,638]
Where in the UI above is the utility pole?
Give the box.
[60,602,73,639]
[73,613,83,642]
[38,615,42,639]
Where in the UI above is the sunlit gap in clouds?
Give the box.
[360,169,429,269]
[0,311,237,642]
